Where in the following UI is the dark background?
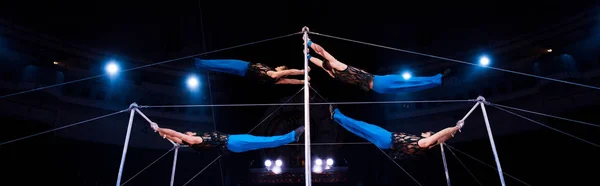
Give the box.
[1,0,600,185]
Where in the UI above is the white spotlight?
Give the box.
[186,75,199,89]
[264,160,272,167]
[312,165,323,173]
[402,72,412,80]
[272,166,282,174]
[315,158,322,166]
[479,56,490,66]
[325,165,331,170]
[105,62,119,76]
[275,159,283,167]
[547,49,553,53]
[326,158,334,166]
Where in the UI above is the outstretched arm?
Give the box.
[268,66,310,85]
[308,41,339,63]
[418,126,460,148]
[156,128,203,145]
[306,41,348,72]
[308,57,335,78]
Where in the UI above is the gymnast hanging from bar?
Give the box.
[193,58,309,84]
[150,123,304,153]
[305,39,450,93]
[328,105,460,158]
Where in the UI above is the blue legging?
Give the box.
[372,74,442,94]
[194,59,250,77]
[226,131,296,153]
[332,108,393,149]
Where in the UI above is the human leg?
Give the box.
[226,126,304,153]
[331,106,393,149]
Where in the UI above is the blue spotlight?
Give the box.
[105,61,120,76]
[479,56,490,66]
[186,75,199,90]
[402,71,412,80]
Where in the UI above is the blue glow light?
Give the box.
[402,72,412,80]
[479,56,490,66]
[105,61,120,76]
[186,75,199,90]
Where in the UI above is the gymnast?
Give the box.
[194,58,309,85]
[305,40,450,94]
[328,105,460,158]
[150,123,304,153]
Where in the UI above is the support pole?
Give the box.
[456,102,481,131]
[302,26,312,186]
[440,143,451,186]
[461,102,481,122]
[116,103,137,186]
[478,96,506,186]
[170,146,179,186]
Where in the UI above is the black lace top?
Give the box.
[388,132,432,160]
[329,62,374,92]
[187,131,229,152]
[245,63,278,84]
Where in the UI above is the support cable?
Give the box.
[120,147,177,186]
[490,105,600,148]
[445,144,531,186]
[140,99,473,109]
[489,103,600,128]
[0,109,128,146]
[182,155,223,186]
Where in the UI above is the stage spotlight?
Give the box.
[479,56,490,66]
[313,165,323,173]
[264,160,272,167]
[105,61,120,76]
[547,49,553,53]
[53,61,59,65]
[402,72,412,80]
[275,159,282,167]
[186,75,199,90]
[325,165,331,170]
[272,166,282,174]
[315,158,322,166]
[326,158,334,166]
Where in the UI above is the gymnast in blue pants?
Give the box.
[306,40,450,93]
[151,124,304,153]
[194,58,309,85]
[328,105,460,159]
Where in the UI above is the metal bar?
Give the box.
[440,143,451,186]
[116,108,136,186]
[302,26,312,186]
[480,101,506,186]
[170,147,179,186]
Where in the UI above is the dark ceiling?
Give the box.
[1,1,600,186]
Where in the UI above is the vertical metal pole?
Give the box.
[302,26,312,186]
[116,107,136,186]
[479,99,506,186]
[170,146,179,186]
[440,143,451,186]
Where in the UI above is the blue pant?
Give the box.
[226,131,296,153]
[332,109,392,149]
[372,74,442,94]
[194,59,250,77]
